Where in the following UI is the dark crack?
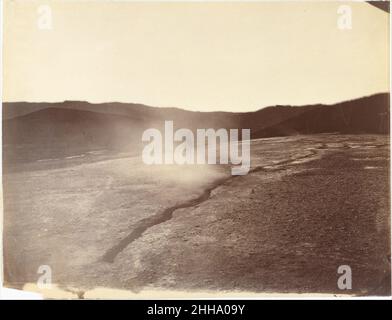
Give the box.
[102,144,326,263]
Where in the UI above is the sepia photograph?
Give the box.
[0,0,390,301]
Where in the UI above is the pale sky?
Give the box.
[3,0,390,112]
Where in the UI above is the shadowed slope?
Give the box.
[2,93,389,163]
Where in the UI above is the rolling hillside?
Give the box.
[2,93,389,163]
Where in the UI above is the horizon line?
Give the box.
[2,92,390,115]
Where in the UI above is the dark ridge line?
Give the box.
[4,92,389,118]
[101,146,324,263]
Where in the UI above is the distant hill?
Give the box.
[253,93,390,138]
[2,93,389,163]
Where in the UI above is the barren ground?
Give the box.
[3,134,390,297]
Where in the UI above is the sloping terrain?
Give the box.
[3,93,389,165]
[2,134,390,296]
[254,94,390,137]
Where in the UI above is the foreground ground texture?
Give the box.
[3,134,390,297]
